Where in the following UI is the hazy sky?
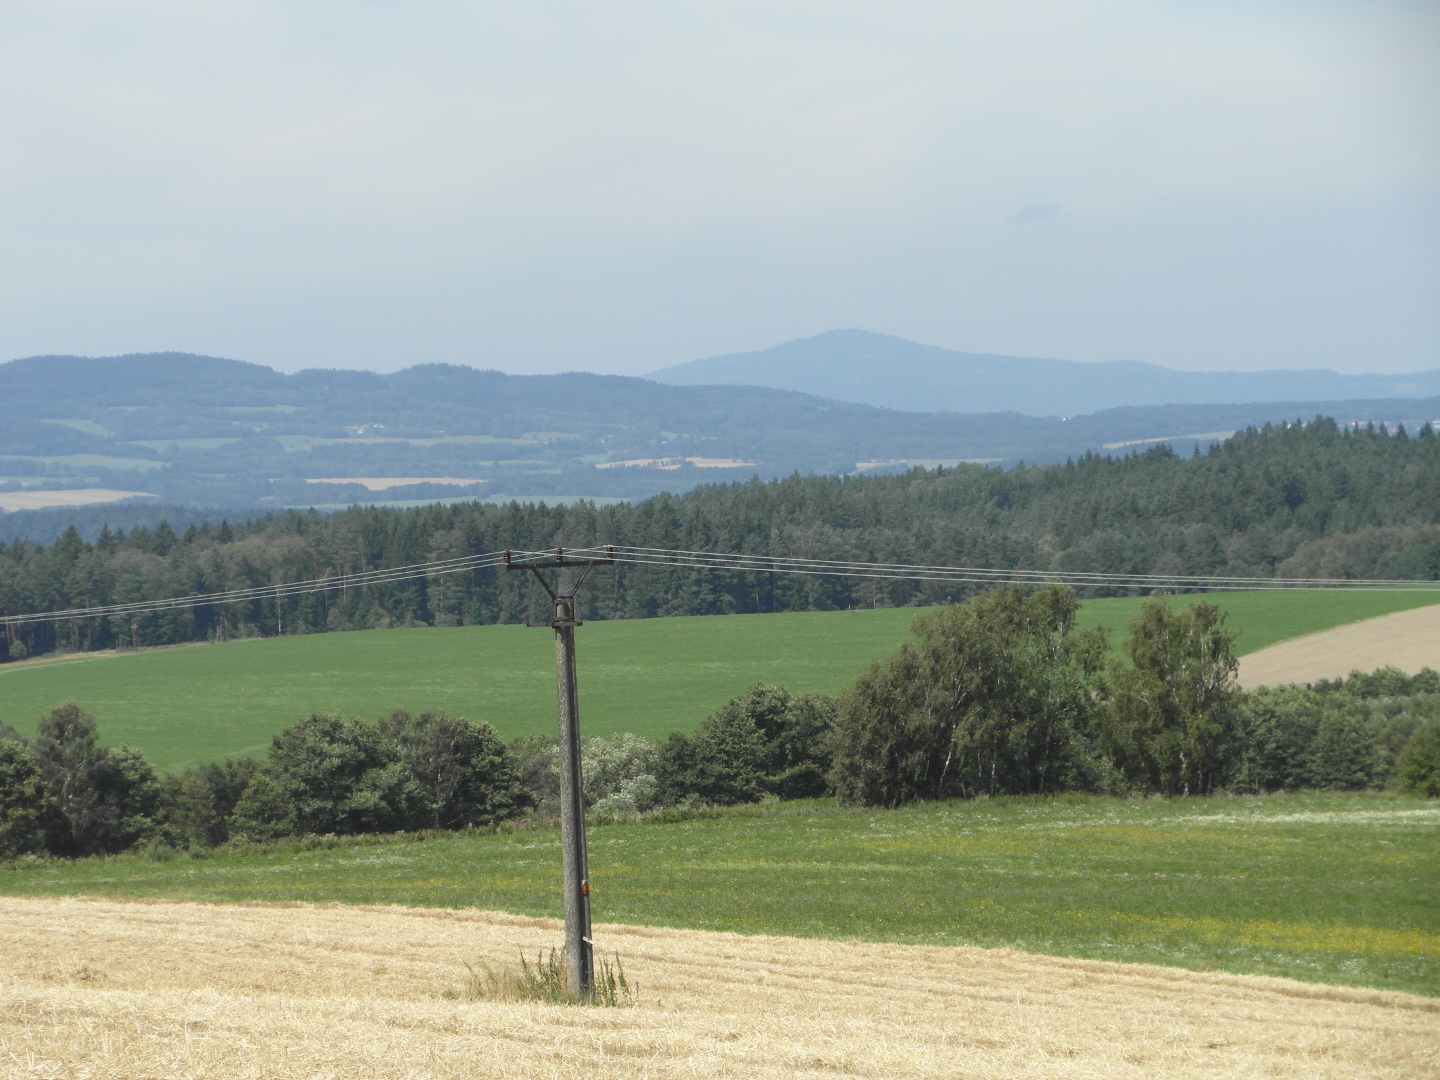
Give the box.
[1,2,1436,375]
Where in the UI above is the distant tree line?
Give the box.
[4,418,1440,663]
[2,588,1437,863]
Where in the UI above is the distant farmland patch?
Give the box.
[0,488,156,512]
[302,477,489,490]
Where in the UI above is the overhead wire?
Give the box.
[3,550,512,626]
[550,544,1440,593]
[6,541,1440,628]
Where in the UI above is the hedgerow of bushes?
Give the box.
[2,586,1438,862]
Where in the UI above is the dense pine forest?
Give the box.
[4,417,1440,662]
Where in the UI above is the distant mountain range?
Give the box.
[2,349,1437,529]
[649,330,1440,416]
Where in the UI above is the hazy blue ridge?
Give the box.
[647,329,1440,416]
[3,348,1438,514]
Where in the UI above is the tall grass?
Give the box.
[452,949,635,1006]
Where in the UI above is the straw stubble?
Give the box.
[0,896,1433,1078]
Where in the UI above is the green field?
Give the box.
[2,588,1436,772]
[3,792,1435,995]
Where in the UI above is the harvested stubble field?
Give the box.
[1238,603,1440,688]
[1,895,1436,1079]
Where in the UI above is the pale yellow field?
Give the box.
[0,488,153,512]
[0,897,1435,1079]
[1239,604,1440,688]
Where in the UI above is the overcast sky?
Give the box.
[1,2,1436,376]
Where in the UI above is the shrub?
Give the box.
[583,732,660,798]
[509,734,561,814]
[721,683,835,801]
[1373,708,1431,780]
[769,692,836,800]
[1236,678,1439,793]
[229,770,292,843]
[1098,597,1242,796]
[591,774,661,816]
[159,771,216,847]
[829,585,1108,807]
[161,758,262,847]
[583,733,662,815]
[29,703,164,855]
[657,706,766,806]
[381,710,532,829]
[1306,709,1382,791]
[1396,723,1440,797]
[656,683,837,807]
[1236,686,1326,792]
[1314,666,1440,698]
[239,713,414,839]
[513,732,666,816]
[1317,666,1411,699]
[231,711,532,841]
[0,729,67,859]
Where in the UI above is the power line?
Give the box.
[2,551,512,626]
[583,545,1440,592]
[5,543,1439,628]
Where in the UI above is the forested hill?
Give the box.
[4,417,1440,661]
[6,350,1440,510]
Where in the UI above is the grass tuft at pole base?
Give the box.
[450,948,635,1006]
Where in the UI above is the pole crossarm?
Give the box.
[503,545,616,573]
[505,547,614,606]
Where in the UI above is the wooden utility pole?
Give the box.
[506,546,614,1000]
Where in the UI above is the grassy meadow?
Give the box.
[3,791,1435,996]
[0,607,919,770]
[2,587,1437,771]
